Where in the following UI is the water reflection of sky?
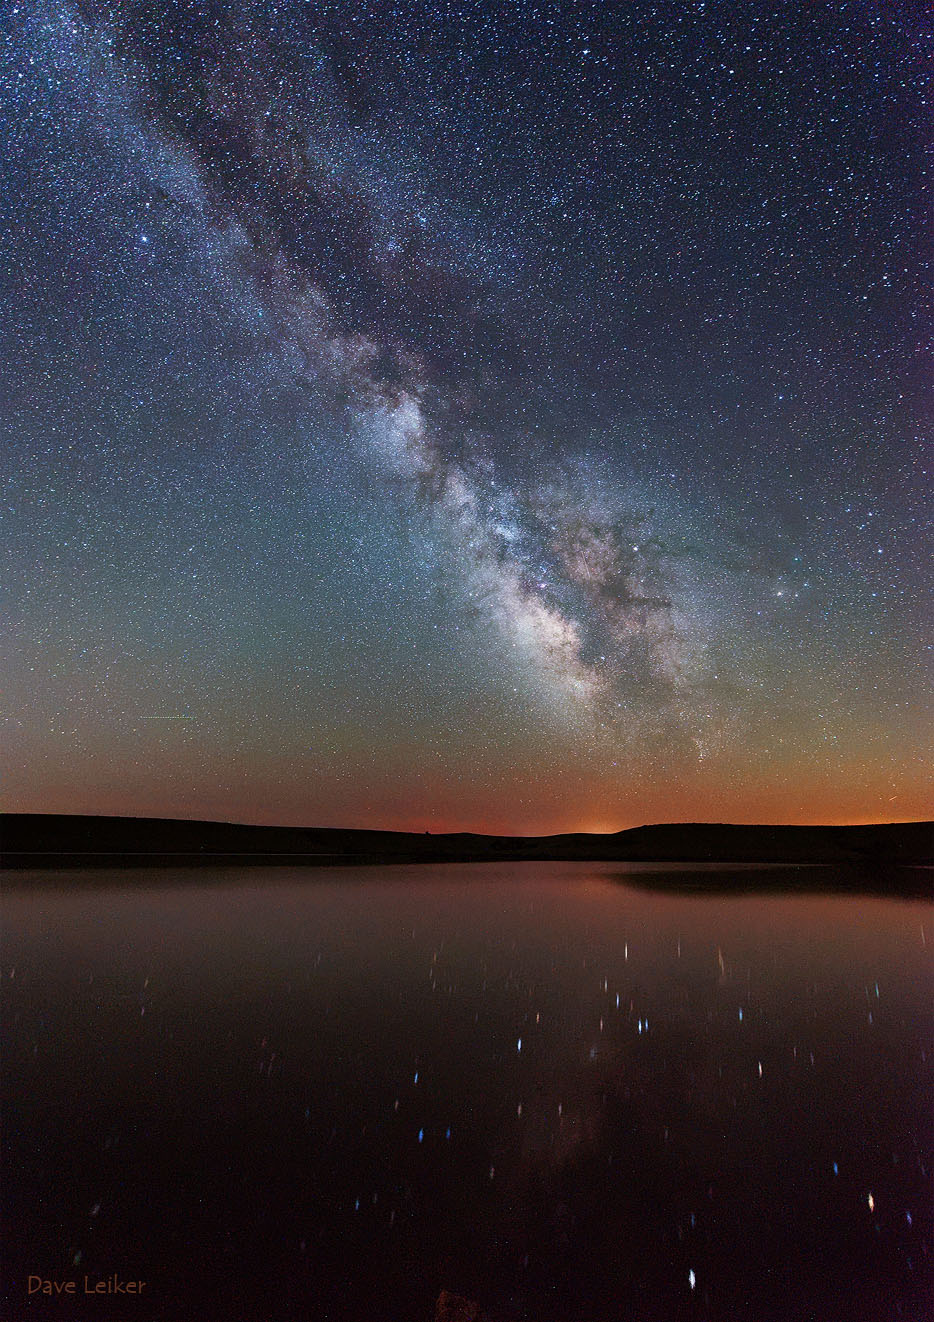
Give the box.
[3,864,932,1321]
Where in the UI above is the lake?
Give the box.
[3,863,931,1321]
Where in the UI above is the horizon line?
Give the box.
[3,810,930,837]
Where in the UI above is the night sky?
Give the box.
[3,1,931,832]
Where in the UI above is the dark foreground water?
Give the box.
[3,863,932,1322]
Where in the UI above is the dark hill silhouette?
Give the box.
[2,814,931,895]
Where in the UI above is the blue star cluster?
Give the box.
[2,0,931,829]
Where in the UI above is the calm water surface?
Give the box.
[3,863,932,1321]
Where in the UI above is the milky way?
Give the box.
[3,1,931,828]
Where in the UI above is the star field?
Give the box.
[2,0,931,829]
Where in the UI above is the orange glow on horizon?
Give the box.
[4,791,928,837]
